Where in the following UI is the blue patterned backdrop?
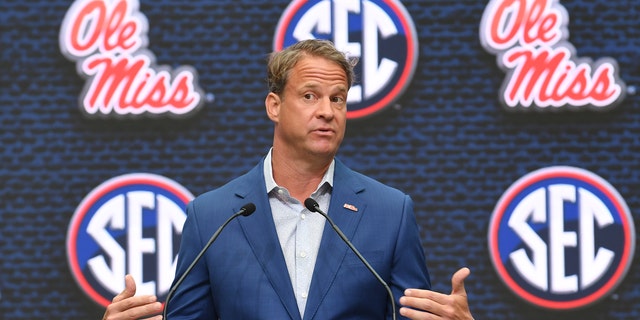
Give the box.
[1,0,638,319]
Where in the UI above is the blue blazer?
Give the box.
[167,158,430,319]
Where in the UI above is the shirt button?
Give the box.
[300,251,307,258]
[301,213,306,219]
[301,292,308,299]
[277,189,284,195]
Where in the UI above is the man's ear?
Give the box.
[265,92,281,122]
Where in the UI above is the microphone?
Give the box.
[304,198,397,320]
[162,203,256,319]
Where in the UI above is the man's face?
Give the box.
[267,55,348,160]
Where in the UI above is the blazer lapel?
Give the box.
[235,162,301,320]
[303,160,366,320]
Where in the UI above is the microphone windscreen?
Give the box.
[304,198,319,212]
[241,203,256,216]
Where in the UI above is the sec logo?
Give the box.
[488,166,635,310]
[274,0,419,119]
[67,173,194,307]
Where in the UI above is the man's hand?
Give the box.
[102,274,164,320]
[399,267,474,320]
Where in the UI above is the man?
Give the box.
[102,39,474,320]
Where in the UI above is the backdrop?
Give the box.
[1,0,638,319]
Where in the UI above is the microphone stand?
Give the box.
[304,198,397,320]
[162,203,256,319]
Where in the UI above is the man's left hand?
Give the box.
[399,267,474,320]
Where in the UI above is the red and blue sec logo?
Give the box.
[67,173,194,306]
[274,0,418,119]
[488,166,635,310]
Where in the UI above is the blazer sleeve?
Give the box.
[165,200,217,319]
[389,194,431,319]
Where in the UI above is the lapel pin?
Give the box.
[343,203,358,212]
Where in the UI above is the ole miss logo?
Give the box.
[274,0,418,119]
[67,173,193,306]
[479,0,626,111]
[59,0,205,118]
[488,166,635,310]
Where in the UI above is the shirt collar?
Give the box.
[263,148,334,193]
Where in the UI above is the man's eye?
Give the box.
[303,93,316,100]
[331,96,345,104]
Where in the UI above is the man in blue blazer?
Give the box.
[167,156,430,319]
[102,39,474,320]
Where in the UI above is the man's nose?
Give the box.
[316,98,334,119]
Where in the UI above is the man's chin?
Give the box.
[307,147,339,159]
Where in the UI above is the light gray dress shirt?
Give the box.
[263,150,333,317]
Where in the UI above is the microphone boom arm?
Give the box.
[162,203,256,319]
[304,198,397,320]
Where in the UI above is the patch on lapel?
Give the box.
[343,203,358,212]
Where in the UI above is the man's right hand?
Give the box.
[102,274,163,320]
